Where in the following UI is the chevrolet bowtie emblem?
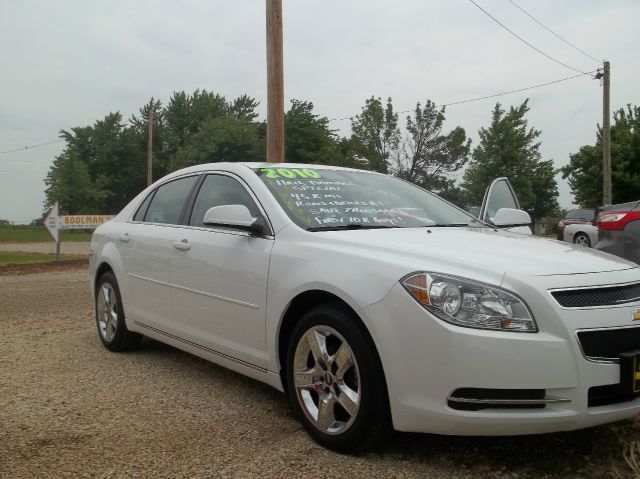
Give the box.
[633,309,640,321]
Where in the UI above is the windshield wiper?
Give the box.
[424,218,486,228]
[307,223,399,232]
[422,223,470,227]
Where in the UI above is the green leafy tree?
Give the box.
[461,100,560,220]
[284,100,349,166]
[230,94,260,122]
[561,104,640,207]
[172,116,263,169]
[350,97,400,173]
[394,100,471,198]
[44,149,106,213]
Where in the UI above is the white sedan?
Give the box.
[90,163,640,453]
[563,223,598,248]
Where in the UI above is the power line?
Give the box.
[1,70,597,152]
[467,0,589,75]
[328,70,596,122]
[506,0,601,64]
[0,169,45,175]
[0,139,64,157]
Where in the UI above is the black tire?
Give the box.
[286,303,390,453]
[95,271,142,352]
[573,232,591,248]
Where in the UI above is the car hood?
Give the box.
[316,227,637,276]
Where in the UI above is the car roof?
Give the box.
[159,162,375,182]
[600,200,640,213]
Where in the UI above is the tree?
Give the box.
[172,116,263,169]
[284,100,349,166]
[394,100,471,199]
[561,104,640,207]
[44,149,106,214]
[350,97,400,173]
[461,100,560,220]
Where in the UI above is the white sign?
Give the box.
[43,202,115,242]
[44,202,59,243]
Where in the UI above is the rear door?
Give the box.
[119,175,199,334]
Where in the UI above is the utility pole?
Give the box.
[266,0,285,163]
[147,109,153,186]
[602,60,611,205]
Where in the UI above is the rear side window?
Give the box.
[189,174,259,227]
[133,192,154,222]
[144,176,198,224]
[566,209,595,220]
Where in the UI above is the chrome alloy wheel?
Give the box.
[574,234,590,247]
[292,325,361,435]
[97,283,118,342]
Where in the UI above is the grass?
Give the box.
[0,252,86,266]
[0,225,93,243]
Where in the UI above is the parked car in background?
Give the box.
[596,200,640,265]
[563,223,598,247]
[90,163,640,453]
[557,208,596,240]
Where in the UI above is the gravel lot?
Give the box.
[0,241,91,255]
[1,267,639,478]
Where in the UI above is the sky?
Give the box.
[0,0,638,223]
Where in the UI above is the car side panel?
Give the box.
[597,220,640,265]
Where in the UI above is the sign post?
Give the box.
[44,202,60,260]
[43,202,114,261]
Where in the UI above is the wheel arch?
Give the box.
[276,289,387,394]
[94,261,114,294]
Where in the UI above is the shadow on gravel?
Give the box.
[130,338,638,478]
[372,424,636,478]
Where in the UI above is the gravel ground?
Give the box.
[1,267,639,479]
[0,241,90,255]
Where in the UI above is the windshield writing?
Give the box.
[255,168,476,230]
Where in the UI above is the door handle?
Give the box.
[119,233,130,243]
[173,240,191,251]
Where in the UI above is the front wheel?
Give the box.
[95,272,142,352]
[573,232,591,247]
[286,304,390,453]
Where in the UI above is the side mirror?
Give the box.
[491,208,532,227]
[203,205,267,236]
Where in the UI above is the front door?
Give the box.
[169,173,273,369]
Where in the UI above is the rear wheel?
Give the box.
[95,272,142,352]
[573,232,591,247]
[286,304,390,453]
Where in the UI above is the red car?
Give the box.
[557,208,596,240]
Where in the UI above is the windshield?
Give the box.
[254,166,479,230]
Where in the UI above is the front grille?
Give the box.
[551,283,640,308]
[577,327,640,362]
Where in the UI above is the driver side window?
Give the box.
[189,174,260,227]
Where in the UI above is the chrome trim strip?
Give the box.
[447,395,571,405]
[127,273,259,309]
[134,321,266,373]
[574,324,640,364]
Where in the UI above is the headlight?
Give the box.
[401,272,537,332]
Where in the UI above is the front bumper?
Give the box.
[362,272,640,436]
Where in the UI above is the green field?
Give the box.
[0,251,86,266]
[0,225,93,243]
